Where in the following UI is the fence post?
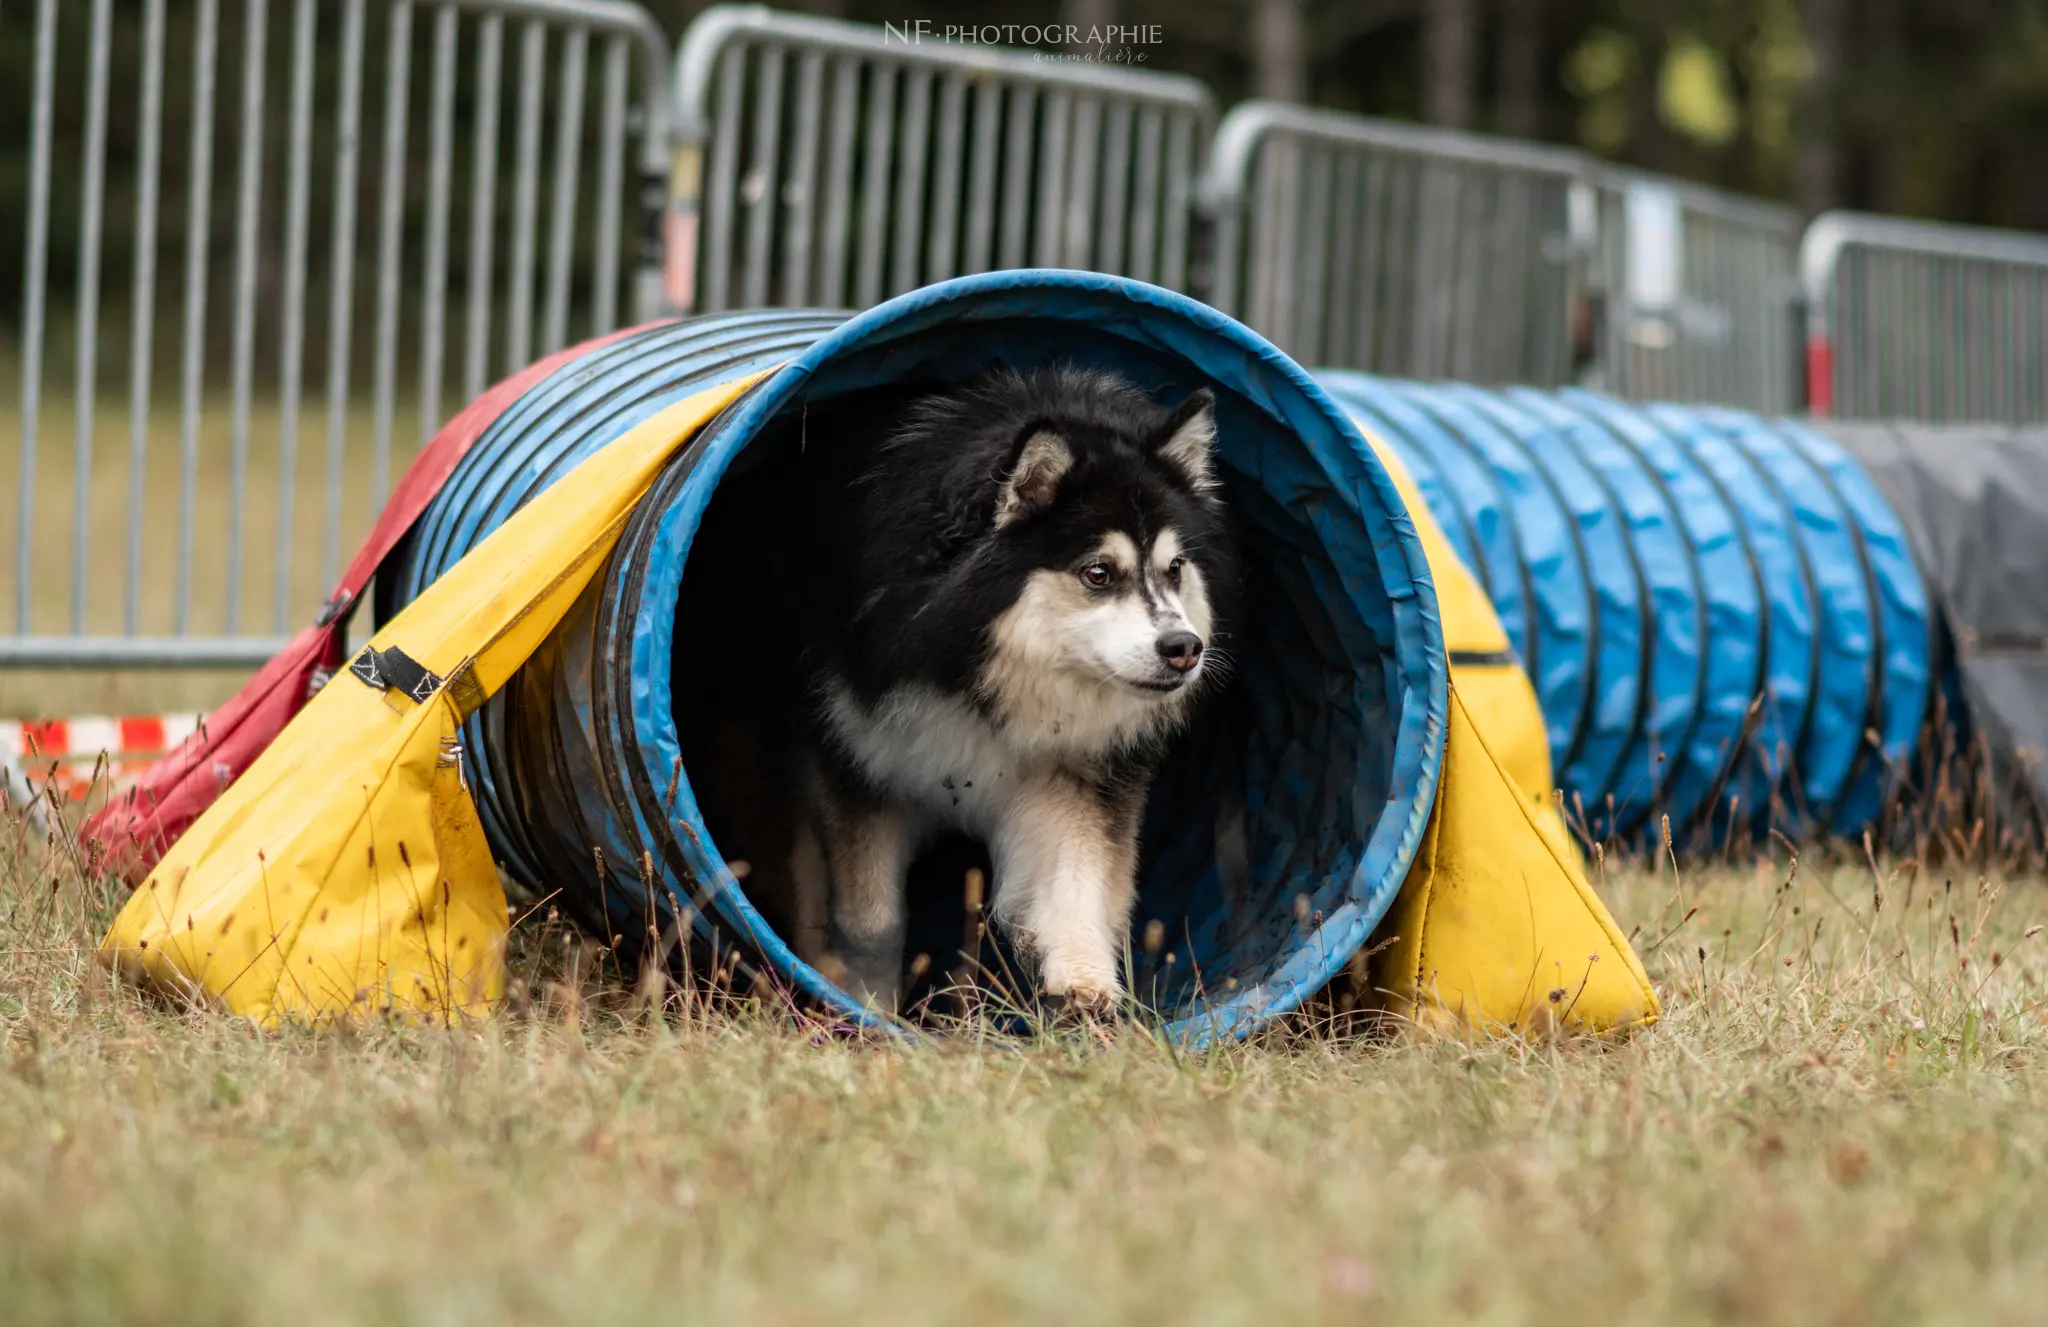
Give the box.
[3,0,678,671]
[1801,210,2048,424]
[1197,102,1589,384]
[666,4,1215,314]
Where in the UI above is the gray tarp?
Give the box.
[1813,420,2048,817]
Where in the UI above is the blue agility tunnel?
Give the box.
[387,272,1448,1041]
[1316,372,1936,844]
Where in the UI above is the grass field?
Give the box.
[5,802,2048,1324]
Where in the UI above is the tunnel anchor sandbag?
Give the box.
[96,378,767,1024]
[1352,423,1655,1033]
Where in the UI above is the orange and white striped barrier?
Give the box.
[2,715,204,806]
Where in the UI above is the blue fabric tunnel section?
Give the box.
[387,272,1448,1043]
[1312,373,1937,845]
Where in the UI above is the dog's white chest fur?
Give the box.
[822,681,1043,837]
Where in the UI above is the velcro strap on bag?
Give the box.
[348,641,488,720]
[349,645,443,703]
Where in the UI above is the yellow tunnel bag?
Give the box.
[1356,429,1659,1035]
[99,374,773,1026]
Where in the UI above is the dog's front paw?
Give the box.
[1039,977,1122,1023]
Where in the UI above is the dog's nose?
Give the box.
[1156,630,1203,672]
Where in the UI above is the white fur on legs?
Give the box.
[989,775,1137,1012]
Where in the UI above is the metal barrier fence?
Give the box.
[6,0,671,668]
[664,4,1214,314]
[1588,171,1801,413]
[10,2,2048,673]
[1197,101,1588,386]
[1802,211,2048,424]
[1198,101,1805,410]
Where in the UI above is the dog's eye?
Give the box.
[1080,563,1115,589]
[1165,556,1185,584]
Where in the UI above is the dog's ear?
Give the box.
[994,427,1072,528]
[1150,388,1218,495]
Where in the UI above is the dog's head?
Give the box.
[901,366,1238,749]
